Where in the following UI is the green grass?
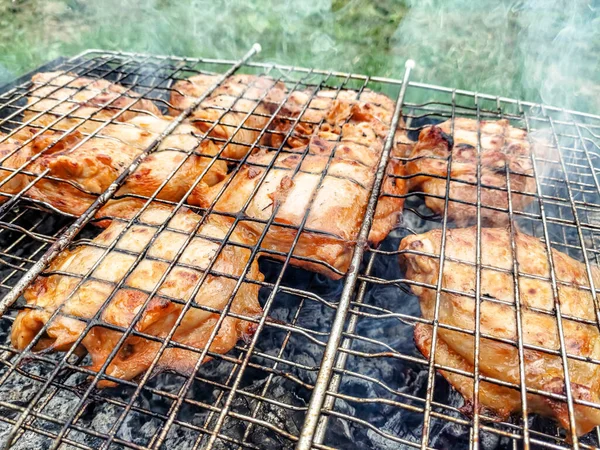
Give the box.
[1,0,598,113]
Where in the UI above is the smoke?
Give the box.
[390,0,600,112]
[518,0,600,112]
[2,0,598,113]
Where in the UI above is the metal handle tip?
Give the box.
[252,43,262,54]
[405,59,415,70]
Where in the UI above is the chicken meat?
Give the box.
[12,201,263,386]
[0,130,82,205]
[21,115,227,216]
[190,142,405,279]
[265,88,410,243]
[405,118,537,225]
[267,88,396,148]
[170,74,286,159]
[24,72,161,134]
[400,226,600,436]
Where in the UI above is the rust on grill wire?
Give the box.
[0,44,598,450]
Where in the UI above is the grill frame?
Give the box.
[0,45,598,450]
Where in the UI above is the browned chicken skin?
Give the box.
[184,83,408,279]
[170,74,286,159]
[15,115,227,216]
[400,227,600,436]
[12,201,263,386]
[265,87,410,245]
[24,72,161,134]
[268,88,397,149]
[406,118,536,226]
[0,130,83,205]
[190,138,405,279]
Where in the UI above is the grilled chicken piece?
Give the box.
[268,88,397,149]
[169,74,220,112]
[190,143,405,279]
[101,115,228,192]
[170,74,286,159]
[22,115,227,216]
[24,72,161,134]
[400,227,600,436]
[406,118,537,225]
[0,130,83,205]
[268,89,409,245]
[0,133,49,203]
[12,201,263,386]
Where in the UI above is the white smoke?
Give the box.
[518,0,600,112]
[391,0,600,113]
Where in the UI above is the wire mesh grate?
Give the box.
[0,47,598,450]
[308,86,600,450]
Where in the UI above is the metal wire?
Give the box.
[0,47,598,450]
[309,86,600,450]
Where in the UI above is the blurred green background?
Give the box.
[1,0,598,113]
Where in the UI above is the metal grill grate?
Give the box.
[301,86,600,450]
[0,45,598,450]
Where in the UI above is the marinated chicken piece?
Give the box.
[406,118,537,225]
[283,134,406,245]
[24,72,161,134]
[101,115,228,191]
[190,146,405,279]
[170,74,286,159]
[267,89,409,244]
[12,201,263,386]
[400,227,600,436]
[268,88,397,149]
[23,115,227,216]
[169,74,220,112]
[0,130,83,205]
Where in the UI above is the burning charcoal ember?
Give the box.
[405,118,539,226]
[11,201,263,387]
[400,226,600,437]
[170,74,287,160]
[24,72,162,134]
[216,379,306,449]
